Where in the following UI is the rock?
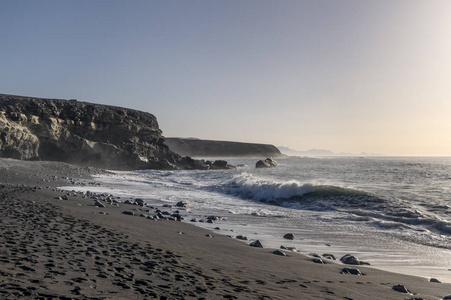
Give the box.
[94,200,106,208]
[430,278,441,283]
[236,235,248,240]
[312,258,324,264]
[309,253,321,258]
[0,94,215,170]
[283,233,295,240]
[122,211,134,216]
[175,201,187,208]
[249,240,263,248]
[273,250,286,256]
[61,195,69,201]
[322,253,336,260]
[340,254,370,265]
[280,246,297,252]
[443,295,451,299]
[134,198,144,206]
[256,158,277,168]
[392,284,410,293]
[341,268,363,275]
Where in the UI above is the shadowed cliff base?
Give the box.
[165,137,282,158]
[0,94,212,170]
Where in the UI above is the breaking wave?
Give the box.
[221,173,451,236]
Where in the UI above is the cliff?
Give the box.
[165,138,282,158]
[0,94,205,170]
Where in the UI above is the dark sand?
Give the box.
[1,158,450,299]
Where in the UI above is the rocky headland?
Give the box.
[165,137,282,158]
[0,94,214,170]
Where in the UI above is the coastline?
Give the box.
[1,158,450,299]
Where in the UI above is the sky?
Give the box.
[1,0,450,156]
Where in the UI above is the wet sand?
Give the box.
[1,158,450,299]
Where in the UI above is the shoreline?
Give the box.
[1,158,451,299]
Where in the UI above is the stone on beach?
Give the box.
[94,200,106,208]
[322,253,336,260]
[340,254,370,265]
[175,201,187,208]
[273,250,286,256]
[249,240,263,248]
[392,284,410,293]
[122,211,135,216]
[283,233,295,240]
[341,268,363,275]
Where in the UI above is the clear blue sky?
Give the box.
[1,0,450,155]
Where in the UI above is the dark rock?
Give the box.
[256,158,278,168]
[94,200,106,208]
[312,258,324,264]
[429,278,441,283]
[340,254,370,265]
[392,284,410,293]
[175,201,187,208]
[0,94,214,170]
[273,250,286,256]
[443,295,451,299]
[309,253,321,258]
[341,268,363,275]
[280,245,297,252]
[122,211,134,216]
[322,253,336,260]
[283,233,295,240]
[236,235,248,241]
[249,240,263,248]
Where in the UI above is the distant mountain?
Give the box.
[278,146,381,157]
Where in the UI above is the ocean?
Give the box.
[60,156,451,282]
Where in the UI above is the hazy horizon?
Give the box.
[1,1,450,156]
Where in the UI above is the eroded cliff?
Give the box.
[0,94,201,170]
[165,138,282,158]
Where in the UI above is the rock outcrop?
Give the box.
[165,138,282,158]
[256,158,278,168]
[0,94,207,170]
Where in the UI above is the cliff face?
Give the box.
[165,138,282,158]
[0,94,198,170]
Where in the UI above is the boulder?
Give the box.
[249,240,263,248]
[392,284,409,293]
[340,254,370,265]
[322,254,336,260]
[175,201,187,208]
[341,268,363,275]
[94,200,106,208]
[283,233,295,240]
[256,158,277,168]
[273,250,286,256]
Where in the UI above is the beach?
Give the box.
[1,158,450,299]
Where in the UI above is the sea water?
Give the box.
[60,156,451,282]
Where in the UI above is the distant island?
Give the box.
[165,138,282,158]
[278,146,382,157]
